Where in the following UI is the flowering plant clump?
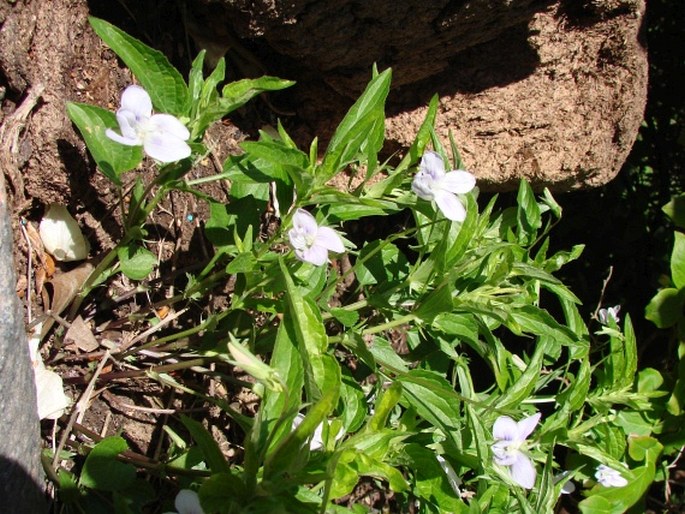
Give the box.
[106,84,191,163]
[51,17,670,514]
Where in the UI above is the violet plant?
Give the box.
[50,16,670,514]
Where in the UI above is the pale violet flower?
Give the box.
[595,464,628,487]
[491,412,541,489]
[106,85,191,163]
[291,413,344,451]
[288,208,344,266]
[412,150,476,221]
[39,204,90,262]
[598,305,621,325]
[164,489,204,514]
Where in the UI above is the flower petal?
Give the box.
[293,208,318,234]
[420,150,446,178]
[491,441,518,466]
[411,171,435,200]
[116,109,143,141]
[120,84,152,118]
[595,464,628,487]
[143,133,192,163]
[441,170,476,194]
[516,412,541,440]
[510,453,537,489]
[300,244,328,266]
[150,113,190,140]
[105,127,140,147]
[493,416,519,441]
[434,190,467,221]
[174,489,204,514]
[315,226,344,253]
[35,366,69,420]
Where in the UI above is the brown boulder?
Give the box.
[189,0,648,190]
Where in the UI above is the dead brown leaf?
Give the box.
[64,315,99,352]
[40,261,94,339]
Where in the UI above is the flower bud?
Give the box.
[39,204,90,261]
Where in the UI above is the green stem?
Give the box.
[328,313,417,344]
[185,173,229,187]
[321,299,368,320]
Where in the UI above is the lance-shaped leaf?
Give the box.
[89,16,190,116]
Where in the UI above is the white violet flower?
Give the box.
[491,412,541,489]
[598,305,621,325]
[39,204,90,262]
[164,489,204,514]
[288,208,345,266]
[412,150,476,221]
[595,464,628,487]
[106,84,191,163]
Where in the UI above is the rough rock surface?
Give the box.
[189,0,648,190]
[0,177,46,513]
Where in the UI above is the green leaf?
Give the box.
[516,179,542,245]
[398,370,461,438]
[507,305,576,348]
[188,50,207,107]
[280,259,334,402]
[672,232,685,289]
[662,194,685,228]
[262,316,305,428]
[264,357,340,478]
[200,472,246,513]
[394,94,439,175]
[494,341,545,410]
[645,287,685,328]
[557,357,591,410]
[621,314,638,388]
[404,445,469,513]
[80,436,136,491]
[329,308,360,327]
[415,284,454,324]
[89,17,189,116]
[220,76,294,113]
[355,241,408,287]
[368,381,403,431]
[319,68,391,181]
[66,102,143,184]
[117,244,157,280]
[432,312,479,344]
[226,252,258,274]
[180,415,231,474]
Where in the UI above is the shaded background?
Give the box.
[550,0,685,365]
